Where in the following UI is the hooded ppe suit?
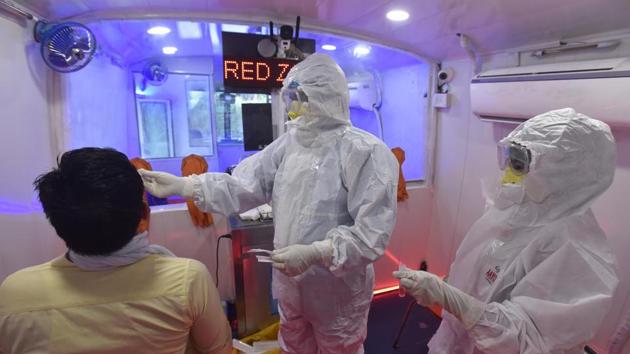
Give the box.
[398,108,618,354]
[141,53,399,354]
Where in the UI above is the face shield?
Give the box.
[281,81,309,120]
[497,141,531,184]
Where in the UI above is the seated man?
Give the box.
[0,148,231,354]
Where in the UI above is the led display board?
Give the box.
[223,57,297,89]
[221,32,315,91]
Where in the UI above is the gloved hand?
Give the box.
[138,169,195,199]
[271,240,333,277]
[393,270,486,329]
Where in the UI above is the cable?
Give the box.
[457,33,481,74]
[371,70,385,141]
[392,259,430,349]
[373,105,385,141]
[215,234,232,288]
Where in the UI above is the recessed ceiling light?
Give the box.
[162,46,178,55]
[321,44,337,51]
[353,45,371,58]
[386,9,410,22]
[147,26,171,35]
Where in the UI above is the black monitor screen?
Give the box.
[242,103,273,151]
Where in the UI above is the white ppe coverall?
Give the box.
[192,54,398,353]
[427,108,618,353]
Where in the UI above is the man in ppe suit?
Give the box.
[394,108,618,353]
[140,53,399,354]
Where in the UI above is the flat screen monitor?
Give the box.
[242,103,273,151]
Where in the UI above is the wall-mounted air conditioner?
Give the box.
[348,73,381,111]
[470,57,630,125]
[347,72,385,139]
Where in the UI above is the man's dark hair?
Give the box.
[34,148,145,255]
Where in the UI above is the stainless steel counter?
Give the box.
[230,216,279,337]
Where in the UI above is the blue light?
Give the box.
[0,199,42,215]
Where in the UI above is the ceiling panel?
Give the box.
[17,0,88,19]
[11,0,630,60]
[147,0,208,11]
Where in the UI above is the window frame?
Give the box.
[133,71,217,160]
[185,78,215,153]
[136,98,175,159]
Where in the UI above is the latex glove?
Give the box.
[239,207,261,221]
[138,169,195,199]
[393,270,486,329]
[271,240,332,277]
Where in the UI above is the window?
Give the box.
[186,80,212,148]
[124,20,430,180]
[137,99,173,158]
[214,92,270,144]
[134,72,214,158]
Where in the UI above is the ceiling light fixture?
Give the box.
[147,26,171,35]
[386,9,410,22]
[353,45,371,57]
[162,46,178,55]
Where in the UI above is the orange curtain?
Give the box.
[391,148,408,202]
[181,155,214,228]
[129,157,152,233]
[129,157,152,171]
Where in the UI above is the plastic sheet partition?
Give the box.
[148,204,235,301]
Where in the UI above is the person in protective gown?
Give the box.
[395,108,618,353]
[140,53,399,354]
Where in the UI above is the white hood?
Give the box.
[499,108,616,226]
[283,53,350,134]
